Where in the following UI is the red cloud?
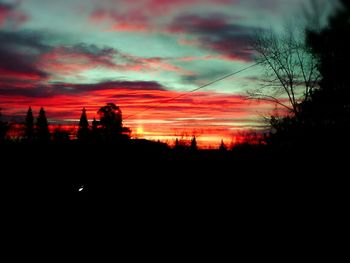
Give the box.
[0,3,28,28]
[90,0,235,32]
[139,57,195,75]
[145,0,235,13]
[0,68,46,81]
[146,0,199,14]
[0,4,11,26]
[110,23,149,32]
[91,8,151,32]
[39,45,116,75]
[38,44,193,76]
[45,46,116,66]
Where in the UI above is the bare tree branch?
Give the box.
[249,26,319,117]
[246,92,294,112]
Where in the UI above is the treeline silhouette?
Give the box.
[0,103,131,143]
[1,103,222,150]
[1,102,234,153]
[263,0,350,158]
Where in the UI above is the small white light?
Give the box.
[78,186,84,192]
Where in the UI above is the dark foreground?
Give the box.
[1,140,346,213]
[1,140,347,256]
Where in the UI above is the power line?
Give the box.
[124,61,262,120]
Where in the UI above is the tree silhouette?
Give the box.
[265,1,350,150]
[174,137,187,151]
[190,136,197,151]
[24,106,34,141]
[36,107,50,142]
[250,27,319,118]
[219,140,227,151]
[307,1,350,109]
[92,117,98,131]
[77,108,89,141]
[0,108,9,142]
[52,127,70,142]
[302,0,350,145]
[122,126,131,138]
[97,103,126,140]
[174,138,180,149]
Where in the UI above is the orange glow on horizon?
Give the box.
[0,87,275,147]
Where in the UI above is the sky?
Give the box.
[0,0,317,147]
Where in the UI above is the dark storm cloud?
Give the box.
[0,30,49,81]
[0,29,48,50]
[0,80,166,98]
[169,13,259,61]
[52,80,166,93]
[45,44,178,72]
[48,44,118,68]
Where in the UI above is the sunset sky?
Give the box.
[0,0,317,146]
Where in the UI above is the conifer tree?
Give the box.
[0,108,9,142]
[190,136,197,151]
[77,108,89,141]
[24,107,34,141]
[219,140,227,151]
[36,107,50,142]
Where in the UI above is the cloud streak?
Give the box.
[168,14,256,61]
[0,80,166,98]
[39,42,194,76]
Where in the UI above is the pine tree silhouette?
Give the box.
[190,136,197,151]
[24,107,34,141]
[174,138,180,149]
[77,108,89,141]
[219,140,227,151]
[0,108,9,142]
[36,107,50,142]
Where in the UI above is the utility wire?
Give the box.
[124,61,262,120]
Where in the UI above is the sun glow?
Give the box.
[136,126,144,136]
